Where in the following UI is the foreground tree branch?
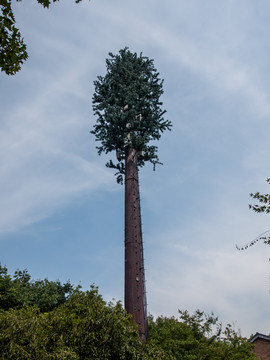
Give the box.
[0,0,83,75]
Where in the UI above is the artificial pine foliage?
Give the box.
[91,47,172,183]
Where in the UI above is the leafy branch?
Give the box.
[0,0,83,75]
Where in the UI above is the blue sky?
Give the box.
[1,0,270,337]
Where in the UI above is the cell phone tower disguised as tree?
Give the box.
[91,48,172,341]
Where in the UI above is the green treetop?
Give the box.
[91,48,172,184]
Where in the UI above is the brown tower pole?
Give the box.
[92,49,170,343]
[125,146,147,341]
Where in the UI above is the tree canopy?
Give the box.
[0,286,147,359]
[0,266,256,359]
[0,0,83,75]
[91,47,172,183]
[148,310,255,360]
[0,265,73,312]
[0,266,163,359]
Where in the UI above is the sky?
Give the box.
[1,0,270,337]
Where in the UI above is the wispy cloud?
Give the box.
[148,233,270,336]
[0,54,114,234]
[96,0,270,118]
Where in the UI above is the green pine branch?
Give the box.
[91,47,172,183]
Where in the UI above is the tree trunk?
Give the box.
[124,146,147,341]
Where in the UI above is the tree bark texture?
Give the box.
[124,146,147,341]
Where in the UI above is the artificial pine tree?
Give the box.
[91,48,171,340]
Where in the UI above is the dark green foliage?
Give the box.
[0,285,158,360]
[0,0,28,75]
[91,47,172,184]
[148,310,256,360]
[249,178,270,244]
[250,178,270,214]
[46,288,142,360]
[0,267,256,359]
[0,265,73,312]
[0,0,83,75]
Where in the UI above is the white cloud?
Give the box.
[145,195,270,337]
[0,51,114,234]
[148,245,270,337]
[75,0,270,121]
